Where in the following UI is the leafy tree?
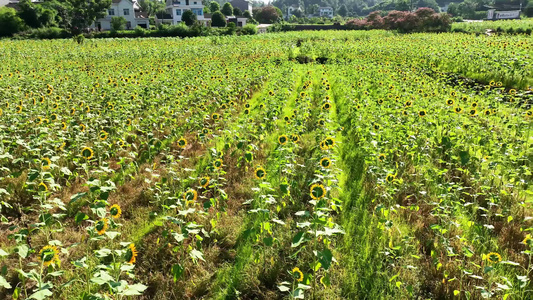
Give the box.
[395,0,410,11]
[209,1,220,12]
[17,0,56,28]
[211,11,226,26]
[308,4,319,15]
[446,2,459,16]
[69,0,112,34]
[182,9,197,25]
[138,0,166,17]
[417,0,440,12]
[526,3,533,17]
[222,2,234,15]
[0,7,25,37]
[338,4,348,16]
[233,7,242,15]
[243,10,252,18]
[254,6,281,23]
[111,16,127,31]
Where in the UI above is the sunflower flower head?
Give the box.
[486,252,502,264]
[177,137,187,149]
[254,167,266,180]
[214,158,223,170]
[183,189,198,203]
[95,218,108,235]
[81,147,94,160]
[310,183,326,200]
[39,245,60,267]
[320,157,331,168]
[38,182,48,192]
[125,243,138,264]
[110,204,122,219]
[523,234,532,247]
[292,267,304,282]
[41,157,51,170]
[200,176,210,188]
[278,135,288,145]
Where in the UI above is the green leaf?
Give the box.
[0,249,8,256]
[105,231,121,240]
[454,290,460,296]
[29,289,53,300]
[263,237,273,247]
[278,285,290,292]
[0,275,11,289]
[292,288,305,299]
[459,150,470,165]
[121,283,147,296]
[189,249,205,262]
[69,192,87,204]
[318,249,333,270]
[291,231,306,248]
[74,212,89,224]
[172,264,184,282]
[15,245,29,259]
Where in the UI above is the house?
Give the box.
[155,12,173,25]
[287,4,302,19]
[156,0,249,27]
[230,0,252,16]
[165,0,207,25]
[318,7,333,18]
[93,0,149,30]
[227,16,249,27]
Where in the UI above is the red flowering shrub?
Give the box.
[346,8,451,33]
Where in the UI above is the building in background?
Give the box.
[230,0,252,16]
[93,0,149,31]
[318,7,333,18]
[165,0,206,25]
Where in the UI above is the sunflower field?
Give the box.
[0,31,532,300]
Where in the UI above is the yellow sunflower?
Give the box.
[254,167,266,180]
[386,174,395,182]
[199,176,210,188]
[183,189,198,202]
[523,234,532,246]
[39,245,60,267]
[278,135,288,145]
[486,252,502,264]
[38,182,48,192]
[214,158,223,170]
[320,157,331,168]
[99,130,108,141]
[95,218,108,235]
[310,183,326,200]
[41,157,51,170]
[177,137,187,149]
[81,147,94,160]
[125,243,138,264]
[291,134,300,143]
[292,267,304,282]
[109,204,122,219]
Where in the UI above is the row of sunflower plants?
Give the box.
[329,45,532,299]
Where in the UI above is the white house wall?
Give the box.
[93,0,140,30]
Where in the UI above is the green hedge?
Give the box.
[12,23,257,40]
